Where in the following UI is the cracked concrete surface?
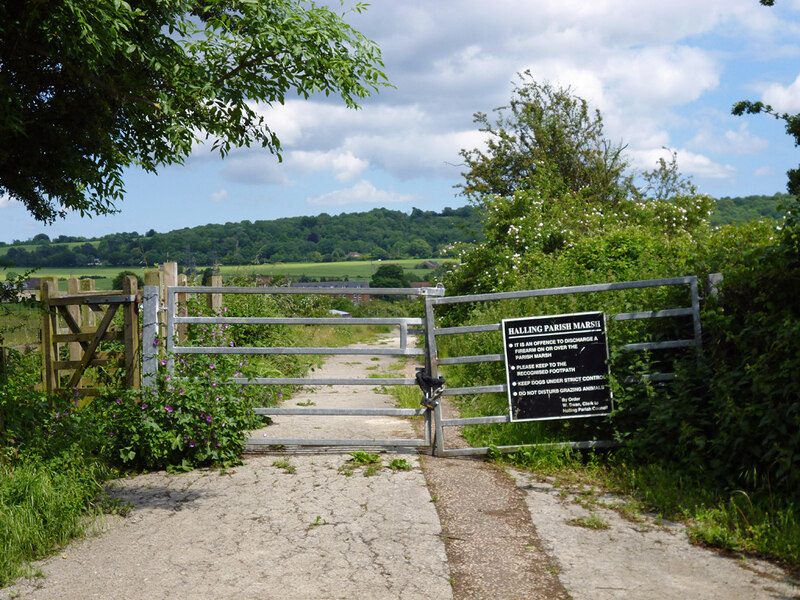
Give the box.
[1,454,450,600]
[1,336,452,600]
[509,470,799,600]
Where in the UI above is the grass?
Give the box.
[339,452,383,477]
[272,459,296,474]
[568,514,610,530]
[0,240,100,258]
[489,446,800,571]
[0,459,107,587]
[389,458,411,471]
[0,304,40,347]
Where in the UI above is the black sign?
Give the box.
[502,311,612,422]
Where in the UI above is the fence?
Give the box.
[22,267,704,456]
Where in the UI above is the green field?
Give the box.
[2,259,455,291]
[0,240,100,257]
[0,304,40,347]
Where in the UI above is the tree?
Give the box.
[448,79,713,295]
[370,264,410,289]
[458,71,628,203]
[111,270,144,290]
[0,0,387,223]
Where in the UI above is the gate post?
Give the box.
[40,278,58,393]
[122,276,140,389]
[423,294,445,456]
[142,285,159,391]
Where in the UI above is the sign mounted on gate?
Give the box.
[502,311,612,422]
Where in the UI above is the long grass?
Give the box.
[0,304,39,347]
[0,459,106,586]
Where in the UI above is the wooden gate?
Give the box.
[40,276,140,397]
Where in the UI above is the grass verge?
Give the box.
[490,446,800,572]
[0,458,109,586]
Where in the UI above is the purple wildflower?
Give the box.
[165,405,174,413]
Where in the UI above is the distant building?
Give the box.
[289,281,370,305]
[2,277,41,300]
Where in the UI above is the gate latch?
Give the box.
[415,368,446,410]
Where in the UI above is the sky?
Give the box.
[2,0,800,244]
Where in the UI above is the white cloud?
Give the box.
[288,150,369,182]
[307,180,419,207]
[209,189,228,203]
[688,122,769,155]
[218,153,290,185]
[629,147,736,180]
[754,165,775,177]
[675,150,737,179]
[0,193,16,209]
[762,73,800,113]
[344,129,485,179]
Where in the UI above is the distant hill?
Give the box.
[2,194,794,270]
[0,206,482,268]
[709,192,793,226]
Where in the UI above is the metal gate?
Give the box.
[421,276,701,457]
[142,276,700,455]
[142,283,445,451]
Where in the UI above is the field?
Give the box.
[0,241,100,257]
[2,259,455,291]
[0,304,40,347]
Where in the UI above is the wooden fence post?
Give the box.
[208,274,223,313]
[39,278,58,392]
[162,262,177,344]
[79,278,96,330]
[67,278,82,364]
[122,275,140,389]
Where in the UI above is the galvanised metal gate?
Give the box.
[421,276,702,457]
[142,284,445,451]
[142,276,701,455]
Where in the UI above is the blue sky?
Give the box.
[2,0,800,244]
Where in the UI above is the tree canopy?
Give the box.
[0,0,387,223]
[457,71,628,204]
[370,264,410,289]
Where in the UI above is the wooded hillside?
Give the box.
[0,206,481,267]
[0,194,792,269]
